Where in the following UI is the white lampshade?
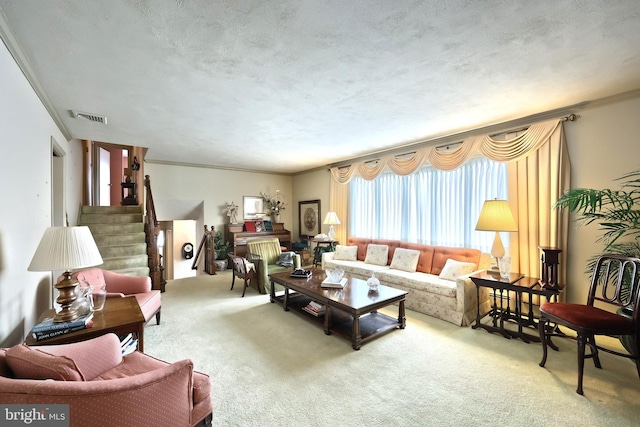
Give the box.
[28,226,103,272]
[475,200,517,259]
[475,200,517,232]
[323,212,340,240]
[323,212,341,225]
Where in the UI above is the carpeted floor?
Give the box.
[144,272,640,427]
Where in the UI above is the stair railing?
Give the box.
[144,175,166,292]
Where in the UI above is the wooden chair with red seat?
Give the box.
[538,255,640,395]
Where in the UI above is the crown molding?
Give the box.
[144,158,294,177]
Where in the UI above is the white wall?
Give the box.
[172,220,196,279]
[0,41,76,346]
[563,94,640,304]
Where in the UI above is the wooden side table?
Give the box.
[311,238,338,267]
[470,271,564,343]
[25,296,146,351]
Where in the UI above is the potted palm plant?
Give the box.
[213,230,231,270]
[554,168,640,355]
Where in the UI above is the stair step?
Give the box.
[98,243,148,259]
[87,223,144,235]
[78,205,151,283]
[100,254,149,271]
[93,232,146,246]
[81,205,142,214]
[79,213,143,225]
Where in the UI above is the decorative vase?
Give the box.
[214,259,228,271]
[367,272,380,292]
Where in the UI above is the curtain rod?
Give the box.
[327,109,583,171]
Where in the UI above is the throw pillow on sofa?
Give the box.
[6,344,84,381]
[390,248,421,272]
[333,245,358,261]
[438,258,476,281]
[364,244,389,266]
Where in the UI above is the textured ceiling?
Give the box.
[1,0,639,173]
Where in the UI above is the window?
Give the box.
[349,157,508,253]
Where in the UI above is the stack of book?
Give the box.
[30,312,94,341]
[119,333,138,356]
[302,301,326,317]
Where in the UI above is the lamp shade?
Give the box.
[28,226,103,272]
[323,212,341,225]
[475,200,517,232]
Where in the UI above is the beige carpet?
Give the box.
[144,273,640,426]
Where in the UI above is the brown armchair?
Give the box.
[538,255,640,395]
[0,333,212,426]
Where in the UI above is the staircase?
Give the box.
[78,205,150,277]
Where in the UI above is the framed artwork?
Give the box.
[299,199,321,238]
[243,196,264,220]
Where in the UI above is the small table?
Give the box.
[470,271,563,343]
[269,268,407,350]
[25,296,146,351]
[311,238,338,267]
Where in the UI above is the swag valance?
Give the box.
[330,119,562,183]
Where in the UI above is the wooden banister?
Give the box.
[144,175,166,292]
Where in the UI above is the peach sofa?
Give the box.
[322,237,491,326]
[0,333,212,427]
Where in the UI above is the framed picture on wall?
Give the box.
[243,196,264,220]
[299,199,321,238]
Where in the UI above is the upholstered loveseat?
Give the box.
[0,333,212,426]
[322,237,491,326]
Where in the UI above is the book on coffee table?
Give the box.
[321,277,348,288]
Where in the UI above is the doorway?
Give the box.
[92,142,132,206]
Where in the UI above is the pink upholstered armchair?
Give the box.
[0,333,212,427]
[71,268,161,325]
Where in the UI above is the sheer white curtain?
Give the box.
[350,157,508,252]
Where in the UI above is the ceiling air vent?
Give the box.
[71,110,108,125]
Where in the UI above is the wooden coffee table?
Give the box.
[25,296,146,351]
[269,269,407,350]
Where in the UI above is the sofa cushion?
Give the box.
[371,239,402,265]
[347,237,372,261]
[333,245,358,261]
[438,259,477,281]
[5,344,83,381]
[325,259,390,277]
[364,244,389,266]
[431,246,481,275]
[389,248,421,272]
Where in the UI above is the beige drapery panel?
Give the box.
[328,119,570,292]
[329,178,349,245]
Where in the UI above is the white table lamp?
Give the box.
[475,199,517,261]
[28,226,103,322]
[323,212,341,240]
